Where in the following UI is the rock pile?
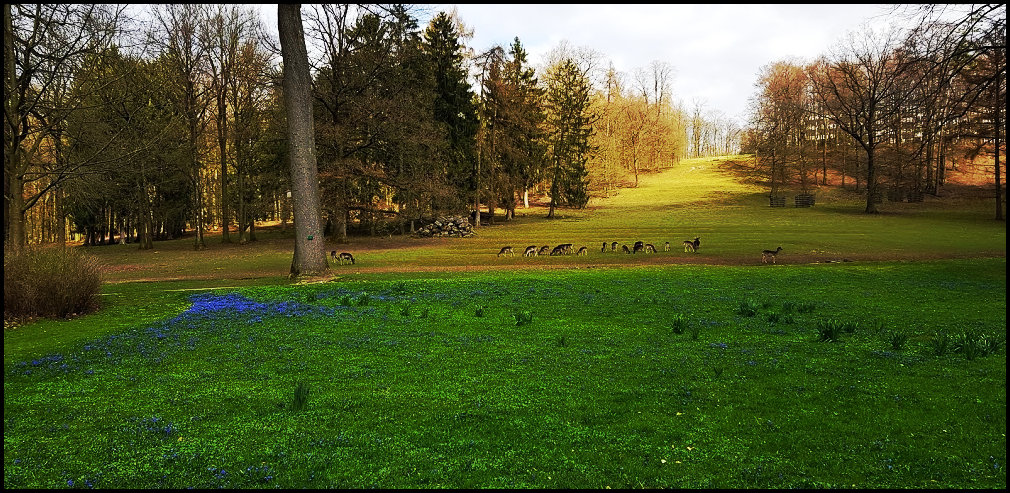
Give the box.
[414,215,475,238]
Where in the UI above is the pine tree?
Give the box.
[545,58,595,217]
[422,12,477,213]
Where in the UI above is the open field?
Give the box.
[84,156,1006,284]
[4,155,1006,488]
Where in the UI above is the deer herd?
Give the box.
[332,237,785,266]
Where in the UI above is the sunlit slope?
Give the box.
[93,155,1004,283]
[426,154,1004,265]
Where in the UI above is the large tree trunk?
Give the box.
[279,4,327,277]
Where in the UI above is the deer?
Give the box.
[633,242,644,254]
[524,245,538,257]
[497,246,515,257]
[601,242,608,253]
[577,246,588,256]
[664,241,670,252]
[538,245,551,256]
[559,243,574,255]
[611,241,618,252]
[644,243,656,253]
[683,237,700,253]
[332,251,355,265]
[761,246,783,264]
[550,245,565,256]
[622,244,631,254]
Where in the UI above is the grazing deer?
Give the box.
[622,244,631,254]
[644,243,656,253]
[633,243,644,254]
[538,245,551,256]
[550,245,565,256]
[611,241,618,252]
[601,242,607,253]
[334,252,355,265]
[558,243,574,255]
[664,241,670,252]
[498,246,515,257]
[577,246,588,256]
[761,246,783,264]
[683,237,700,253]
[524,245,538,257]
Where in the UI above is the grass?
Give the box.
[4,155,1006,488]
[4,259,1006,488]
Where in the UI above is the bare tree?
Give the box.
[278,4,327,277]
[807,27,919,213]
[4,4,123,250]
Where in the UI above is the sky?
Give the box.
[257,4,917,126]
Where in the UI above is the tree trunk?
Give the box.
[279,4,328,277]
[865,145,878,214]
[219,95,231,243]
[995,84,1003,221]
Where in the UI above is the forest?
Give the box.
[4,4,1006,251]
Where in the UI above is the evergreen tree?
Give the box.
[545,58,595,216]
[422,11,477,213]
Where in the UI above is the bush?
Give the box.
[4,245,102,321]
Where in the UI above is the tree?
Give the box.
[278,4,327,277]
[4,4,122,250]
[807,27,919,213]
[152,4,212,249]
[544,57,595,217]
[422,11,477,218]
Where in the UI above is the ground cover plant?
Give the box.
[4,258,1005,488]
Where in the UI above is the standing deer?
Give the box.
[332,251,355,265]
[683,237,700,253]
[524,245,538,257]
[761,246,783,264]
[664,241,670,252]
[601,242,607,253]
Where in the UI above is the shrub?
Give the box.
[689,324,701,340]
[475,306,485,318]
[796,302,817,313]
[765,311,781,324]
[4,245,102,321]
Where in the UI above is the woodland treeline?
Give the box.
[5,4,734,250]
[4,5,1005,251]
[744,4,1006,218]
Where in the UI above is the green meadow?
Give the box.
[4,156,1006,488]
